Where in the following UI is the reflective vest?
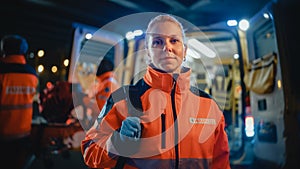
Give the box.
[0,55,38,139]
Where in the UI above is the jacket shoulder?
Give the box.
[190,86,212,99]
[0,62,38,77]
[102,78,150,117]
[190,86,224,111]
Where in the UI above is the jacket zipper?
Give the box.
[171,80,179,169]
[161,113,166,149]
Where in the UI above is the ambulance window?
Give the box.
[253,19,276,59]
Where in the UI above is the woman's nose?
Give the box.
[163,42,172,52]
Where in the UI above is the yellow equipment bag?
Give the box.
[244,52,277,94]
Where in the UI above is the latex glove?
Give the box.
[120,117,141,141]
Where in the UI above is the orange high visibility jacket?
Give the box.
[81,66,230,169]
[0,55,38,139]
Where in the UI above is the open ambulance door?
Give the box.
[241,2,285,168]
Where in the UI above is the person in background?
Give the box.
[82,57,120,127]
[0,34,39,169]
[81,14,230,169]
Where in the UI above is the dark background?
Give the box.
[1,0,272,89]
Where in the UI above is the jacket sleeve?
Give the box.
[212,115,231,169]
[81,102,125,168]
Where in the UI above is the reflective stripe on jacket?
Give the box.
[81,66,230,169]
[0,55,38,138]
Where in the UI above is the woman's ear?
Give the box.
[183,44,187,56]
[145,48,152,64]
[145,47,149,55]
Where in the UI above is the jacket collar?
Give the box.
[1,55,26,64]
[143,65,191,93]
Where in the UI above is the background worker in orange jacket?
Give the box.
[0,34,39,169]
[83,57,119,127]
[81,14,230,169]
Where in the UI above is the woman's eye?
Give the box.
[152,39,163,47]
[170,39,179,44]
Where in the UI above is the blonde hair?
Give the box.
[145,14,186,48]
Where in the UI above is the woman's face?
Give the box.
[146,21,186,73]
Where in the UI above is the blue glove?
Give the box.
[120,117,141,141]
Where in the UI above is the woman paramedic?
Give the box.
[81,14,230,169]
